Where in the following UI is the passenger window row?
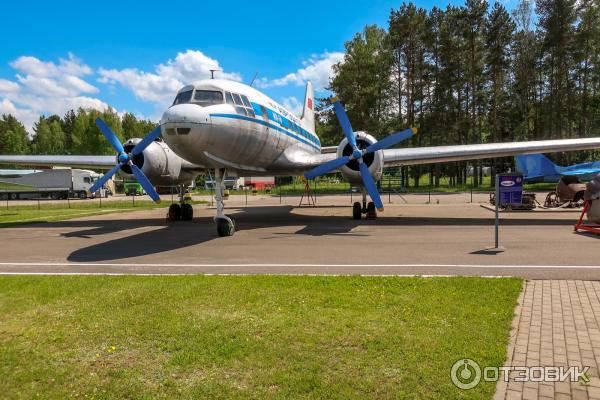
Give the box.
[226,92,255,118]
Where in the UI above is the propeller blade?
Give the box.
[95,118,125,154]
[332,98,357,148]
[365,128,417,154]
[304,156,351,180]
[89,163,123,194]
[359,162,383,211]
[130,164,161,203]
[131,126,163,156]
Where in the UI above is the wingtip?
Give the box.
[331,96,338,103]
[378,207,384,212]
[412,127,418,135]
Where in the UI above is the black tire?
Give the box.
[367,202,376,213]
[217,218,235,237]
[9,193,17,200]
[352,202,362,220]
[181,203,193,221]
[79,191,86,199]
[50,192,59,200]
[168,203,182,221]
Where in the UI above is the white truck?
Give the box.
[0,169,106,200]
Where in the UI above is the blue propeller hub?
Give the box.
[304,98,417,211]
[118,153,130,164]
[88,117,163,203]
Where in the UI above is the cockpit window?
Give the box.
[225,92,235,104]
[241,95,252,108]
[193,90,224,106]
[173,90,193,105]
[232,93,243,106]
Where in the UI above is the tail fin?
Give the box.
[515,154,562,179]
[300,81,315,133]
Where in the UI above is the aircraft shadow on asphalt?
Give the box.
[5,205,580,262]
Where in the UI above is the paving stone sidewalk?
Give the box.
[495,280,600,400]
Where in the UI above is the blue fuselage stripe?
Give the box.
[210,113,321,151]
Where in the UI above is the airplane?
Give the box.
[516,153,600,183]
[3,78,600,237]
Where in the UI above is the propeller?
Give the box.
[304,97,417,211]
[89,117,162,202]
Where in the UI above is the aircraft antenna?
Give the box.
[209,69,220,79]
[250,72,258,87]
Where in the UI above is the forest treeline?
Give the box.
[0,110,155,156]
[317,0,600,186]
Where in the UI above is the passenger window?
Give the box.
[193,90,223,106]
[241,95,252,108]
[173,90,193,105]
[232,93,243,106]
[226,92,234,104]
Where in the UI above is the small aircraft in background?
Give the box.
[516,153,600,183]
[3,79,600,237]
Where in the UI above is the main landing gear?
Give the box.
[167,186,194,222]
[213,168,236,237]
[353,189,377,220]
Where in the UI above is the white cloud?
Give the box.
[282,96,303,117]
[0,53,106,133]
[0,79,19,94]
[0,99,41,132]
[98,50,242,106]
[257,52,344,91]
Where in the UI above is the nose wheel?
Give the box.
[216,216,236,237]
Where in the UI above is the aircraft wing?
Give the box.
[0,155,117,170]
[561,167,600,175]
[381,137,600,167]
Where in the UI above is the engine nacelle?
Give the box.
[337,131,384,186]
[119,138,195,186]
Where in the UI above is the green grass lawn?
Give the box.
[0,276,522,399]
[194,175,556,196]
[0,200,207,227]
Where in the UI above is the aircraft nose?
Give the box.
[161,104,210,125]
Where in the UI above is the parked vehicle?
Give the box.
[204,177,240,190]
[124,182,146,196]
[0,168,107,200]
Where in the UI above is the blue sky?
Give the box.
[0,0,516,132]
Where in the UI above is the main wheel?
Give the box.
[366,201,377,219]
[352,202,362,220]
[181,203,193,220]
[217,218,235,237]
[367,202,376,213]
[168,203,182,221]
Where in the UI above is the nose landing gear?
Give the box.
[213,168,235,237]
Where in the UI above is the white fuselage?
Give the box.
[160,79,320,175]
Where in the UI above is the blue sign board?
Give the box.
[498,174,523,206]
